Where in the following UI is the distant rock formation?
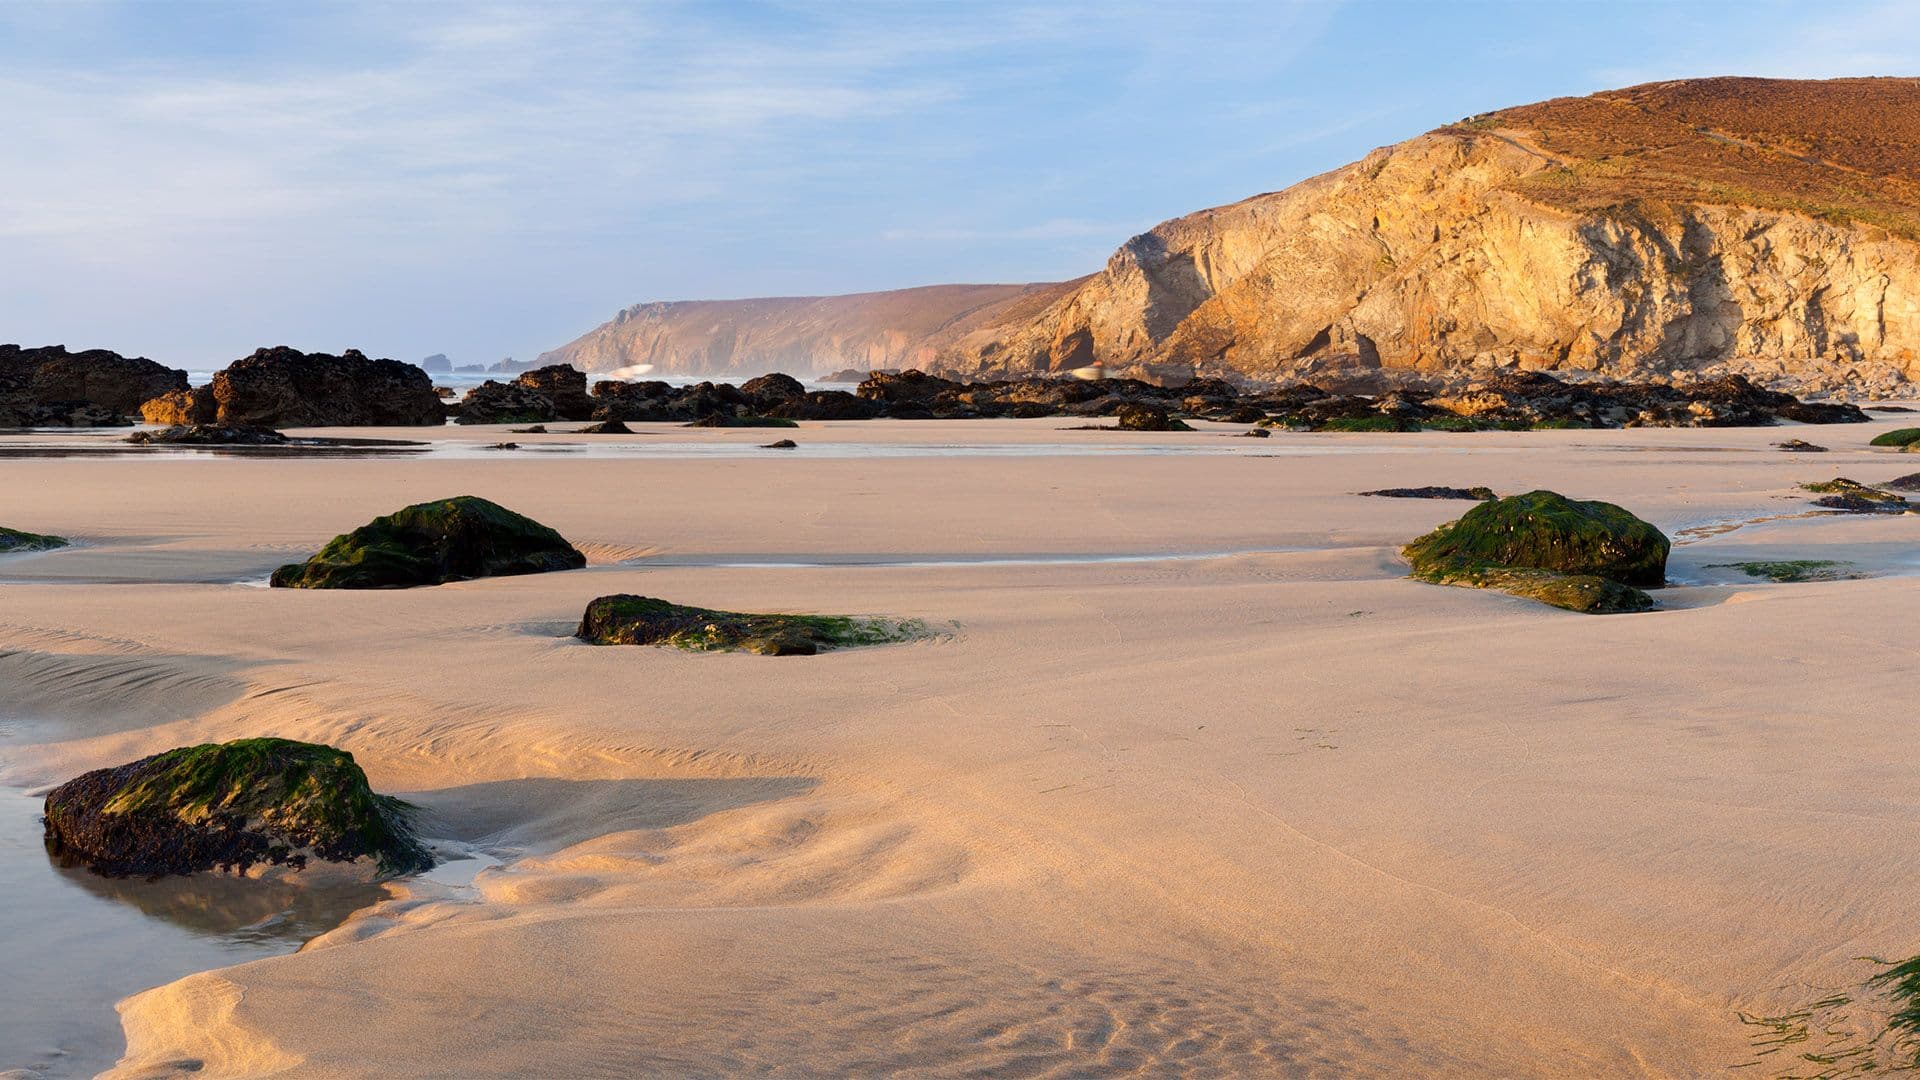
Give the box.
[538,283,1075,376]
[0,344,188,426]
[547,77,1920,394]
[420,353,452,373]
[141,346,444,427]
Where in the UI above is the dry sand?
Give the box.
[3,417,1919,1077]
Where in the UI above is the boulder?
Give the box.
[740,373,806,404]
[511,365,595,421]
[577,594,917,654]
[148,347,443,427]
[455,380,557,425]
[0,344,188,420]
[271,495,586,589]
[762,438,798,449]
[764,390,883,420]
[43,737,431,878]
[1114,403,1193,431]
[576,419,632,434]
[0,526,66,553]
[1403,491,1669,613]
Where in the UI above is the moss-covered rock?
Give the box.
[1402,490,1668,613]
[271,495,585,589]
[1869,428,1920,448]
[43,737,431,878]
[577,594,923,655]
[0,526,66,553]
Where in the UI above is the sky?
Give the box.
[1,0,1915,371]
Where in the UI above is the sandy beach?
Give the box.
[5,416,1920,1077]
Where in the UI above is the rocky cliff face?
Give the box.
[538,282,1075,375]
[939,77,1920,386]
[546,77,1920,389]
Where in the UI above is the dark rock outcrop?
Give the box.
[142,347,442,428]
[576,420,632,434]
[1113,403,1193,432]
[0,344,188,426]
[271,495,585,589]
[1403,491,1669,613]
[43,737,431,878]
[128,424,289,446]
[577,595,919,655]
[454,365,594,425]
[1360,487,1497,501]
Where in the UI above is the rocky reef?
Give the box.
[271,495,586,589]
[1403,491,1669,613]
[43,737,431,878]
[0,344,189,427]
[142,346,444,428]
[577,595,923,655]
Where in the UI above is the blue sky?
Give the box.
[1,0,1914,369]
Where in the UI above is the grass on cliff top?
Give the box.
[1707,559,1864,583]
[578,594,927,655]
[95,737,430,875]
[1446,78,1920,240]
[0,526,67,553]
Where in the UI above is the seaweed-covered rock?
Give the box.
[1871,428,1920,448]
[127,424,289,445]
[43,738,431,878]
[1774,439,1828,452]
[271,495,585,589]
[577,594,919,654]
[0,526,66,553]
[1114,403,1193,432]
[1359,486,1497,501]
[762,438,798,449]
[1403,491,1668,613]
[576,419,632,434]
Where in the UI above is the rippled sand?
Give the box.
[2,416,1919,1077]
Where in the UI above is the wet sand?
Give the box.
[3,416,1920,1077]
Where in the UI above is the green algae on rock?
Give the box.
[271,495,585,589]
[1402,490,1669,613]
[577,594,925,655]
[1708,559,1864,583]
[0,526,67,553]
[43,737,432,878]
[1869,427,1920,448]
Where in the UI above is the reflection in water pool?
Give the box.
[0,787,390,1078]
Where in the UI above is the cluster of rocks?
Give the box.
[1403,491,1670,614]
[1,344,188,427]
[1800,478,1917,513]
[143,347,443,428]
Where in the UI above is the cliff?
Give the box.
[547,77,1920,388]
